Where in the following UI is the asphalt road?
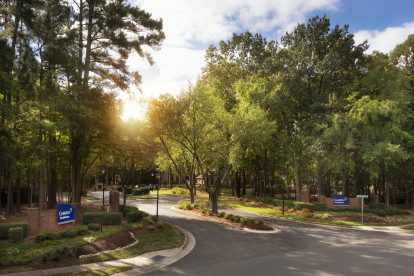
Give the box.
[93,192,414,276]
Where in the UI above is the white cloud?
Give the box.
[354,22,414,54]
[128,0,340,98]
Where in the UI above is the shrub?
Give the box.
[218,212,225,218]
[208,210,213,216]
[191,202,199,209]
[147,225,155,231]
[117,187,123,192]
[240,217,249,225]
[200,202,209,209]
[294,202,315,212]
[225,214,234,221]
[126,187,133,194]
[368,203,386,210]
[258,220,264,224]
[35,232,52,243]
[0,222,29,240]
[233,216,241,223]
[201,208,207,215]
[312,202,328,211]
[62,229,78,238]
[371,209,386,217]
[131,224,139,231]
[301,208,313,218]
[272,199,296,209]
[88,223,101,231]
[9,227,23,243]
[157,220,164,228]
[83,212,121,225]
[126,208,147,223]
[181,201,192,210]
[76,226,90,236]
[137,223,144,229]
[171,187,189,195]
[132,188,150,196]
[151,215,159,222]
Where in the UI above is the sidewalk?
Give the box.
[2,225,195,276]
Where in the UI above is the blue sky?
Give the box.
[120,0,414,118]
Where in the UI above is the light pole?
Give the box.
[281,175,286,215]
[157,171,160,219]
[101,168,105,208]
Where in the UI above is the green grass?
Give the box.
[132,195,158,199]
[1,223,184,273]
[82,194,100,201]
[219,200,365,227]
[50,265,133,275]
[0,226,122,268]
[77,224,184,264]
[401,225,414,230]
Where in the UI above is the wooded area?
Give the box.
[1,1,414,217]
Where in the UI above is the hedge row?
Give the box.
[263,198,328,212]
[0,222,29,240]
[35,226,89,243]
[82,212,121,225]
[133,188,150,196]
[123,206,148,223]
[9,227,24,243]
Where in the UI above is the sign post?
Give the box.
[357,195,368,223]
[333,195,350,207]
[58,204,75,224]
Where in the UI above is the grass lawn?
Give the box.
[82,194,101,201]
[51,265,134,276]
[401,225,414,230]
[131,195,158,199]
[0,223,184,274]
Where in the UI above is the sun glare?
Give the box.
[121,100,147,121]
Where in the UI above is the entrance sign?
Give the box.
[58,204,75,224]
[333,195,349,206]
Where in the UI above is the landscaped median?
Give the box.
[0,206,185,275]
[175,200,277,232]
[159,188,414,227]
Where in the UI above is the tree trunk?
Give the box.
[292,133,301,200]
[6,169,14,218]
[385,175,390,208]
[72,132,83,204]
[264,149,268,198]
[242,169,246,196]
[412,170,414,210]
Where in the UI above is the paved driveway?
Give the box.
[126,195,414,276]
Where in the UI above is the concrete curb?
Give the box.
[2,224,195,276]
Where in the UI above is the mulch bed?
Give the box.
[77,230,136,256]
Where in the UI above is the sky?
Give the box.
[121,0,414,118]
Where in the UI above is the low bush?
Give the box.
[151,215,159,222]
[328,207,361,212]
[301,208,313,218]
[218,212,225,218]
[294,202,314,212]
[171,187,189,195]
[368,203,385,210]
[9,227,23,243]
[272,199,296,209]
[157,220,164,228]
[147,225,155,231]
[62,229,78,238]
[0,222,29,240]
[370,209,386,217]
[240,217,249,225]
[88,223,101,231]
[132,187,150,196]
[208,210,213,216]
[137,223,144,229]
[117,187,123,192]
[126,208,147,223]
[77,226,90,236]
[225,214,234,221]
[83,212,121,225]
[200,202,209,209]
[201,208,207,215]
[233,216,241,223]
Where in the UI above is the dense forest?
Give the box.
[1,1,414,217]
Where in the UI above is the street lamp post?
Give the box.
[281,175,286,215]
[101,168,105,209]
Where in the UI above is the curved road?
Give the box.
[94,192,414,276]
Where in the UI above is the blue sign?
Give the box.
[333,195,350,207]
[58,204,75,224]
